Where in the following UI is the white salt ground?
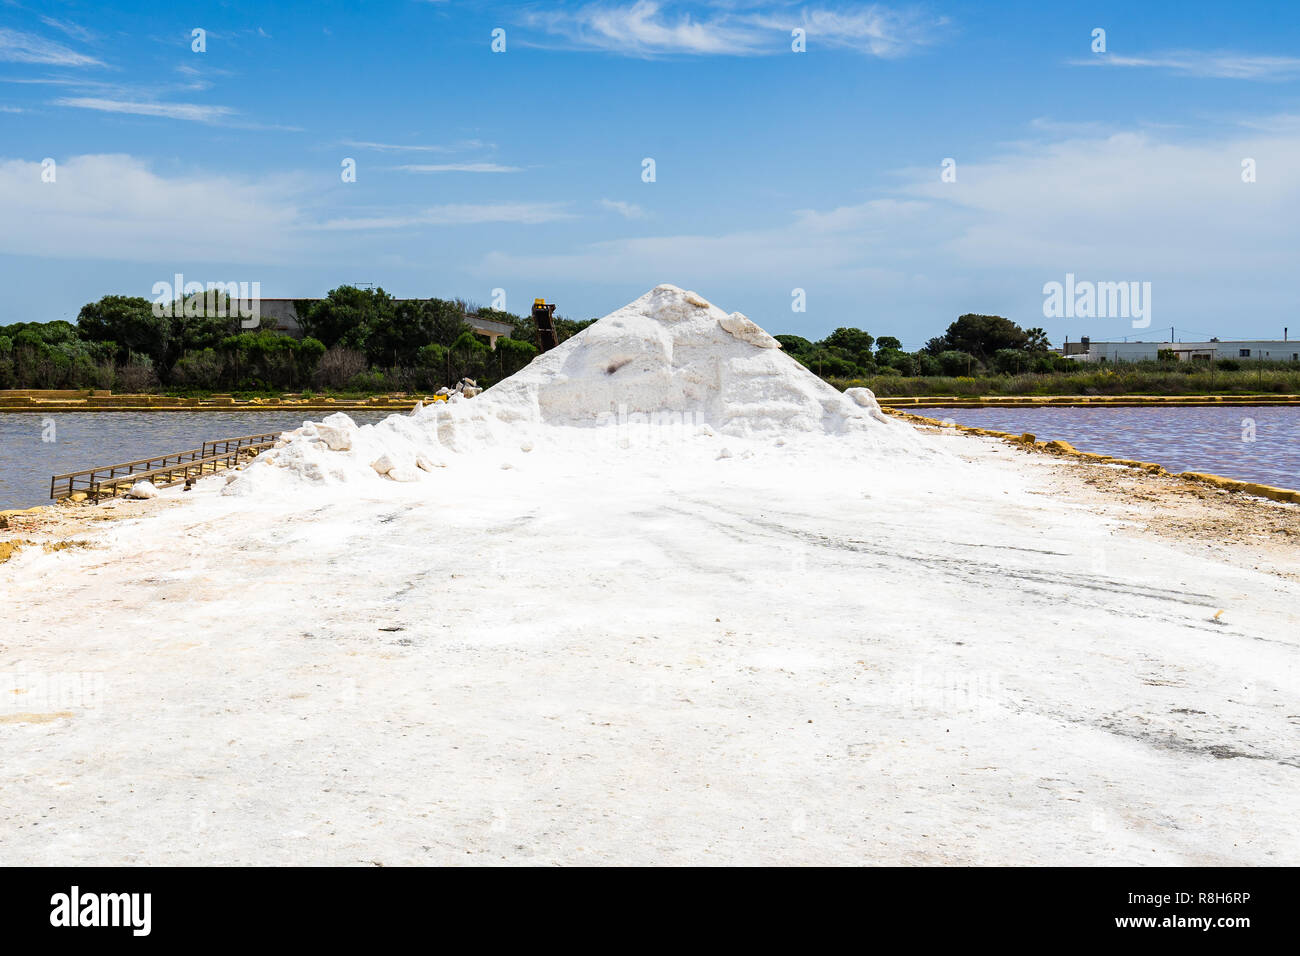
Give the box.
[1,286,1296,864]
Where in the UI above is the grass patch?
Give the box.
[829,366,1300,397]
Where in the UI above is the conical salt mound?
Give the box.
[222,285,919,496]
[478,284,898,438]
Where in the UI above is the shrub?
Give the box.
[876,348,915,376]
[346,369,397,394]
[313,347,368,389]
[170,349,224,390]
[796,350,859,378]
[914,353,942,376]
[937,350,977,376]
[989,349,1027,375]
[493,337,538,379]
[115,358,158,392]
[416,343,448,367]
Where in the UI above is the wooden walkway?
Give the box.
[50,432,281,503]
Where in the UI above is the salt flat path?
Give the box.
[2,437,1297,865]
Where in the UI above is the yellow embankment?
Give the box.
[877,394,1300,408]
[0,391,447,412]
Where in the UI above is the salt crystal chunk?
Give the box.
[126,480,159,499]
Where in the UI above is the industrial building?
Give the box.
[1062,337,1300,363]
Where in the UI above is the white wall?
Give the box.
[1071,341,1300,363]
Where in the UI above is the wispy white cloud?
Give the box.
[747,4,947,56]
[6,56,268,126]
[341,139,490,152]
[0,154,569,264]
[1072,51,1300,81]
[39,17,96,45]
[0,154,313,263]
[316,203,573,230]
[898,128,1299,274]
[0,27,104,67]
[519,1,944,58]
[524,0,763,55]
[600,199,646,218]
[53,97,237,123]
[393,162,522,173]
[1234,113,1300,133]
[0,76,99,87]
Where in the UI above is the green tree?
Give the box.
[914,352,943,376]
[795,349,859,378]
[295,286,397,353]
[448,329,489,381]
[990,348,1028,375]
[876,346,913,375]
[937,350,977,376]
[941,314,1028,360]
[1024,327,1051,352]
[822,327,875,353]
[425,298,473,348]
[493,337,539,379]
[774,334,813,354]
[820,327,875,367]
[76,295,169,366]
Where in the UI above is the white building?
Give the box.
[1066,339,1300,363]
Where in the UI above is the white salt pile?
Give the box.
[222,284,926,496]
[126,480,159,499]
[477,284,898,435]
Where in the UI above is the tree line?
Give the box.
[776,314,1067,379]
[3,289,1160,394]
[0,287,592,393]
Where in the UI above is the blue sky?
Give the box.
[2,0,1299,348]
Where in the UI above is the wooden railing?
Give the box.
[201,433,282,458]
[50,432,281,503]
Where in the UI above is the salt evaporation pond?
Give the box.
[0,411,395,510]
[934,405,1300,490]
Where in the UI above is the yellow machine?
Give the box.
[532,298,559,352]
